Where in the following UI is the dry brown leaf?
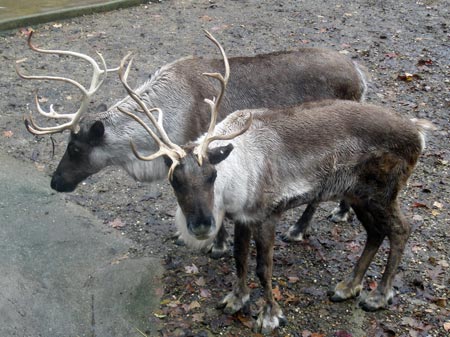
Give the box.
[34,163,45,172]
[3,130,13,138]
[249,281,259,289]
[237,313,253,329]
[272,285,283,301]
[288,276,300,283]
[188,300,201,311]
[311,333,325,337]
[199,288,211,298]
[199,15,213,22]
[369,280,378,291]
[109,218,125,228]
[195,276,205,286]
[184,264,199,274]
[444,322,450,331]
[192,313,204,322]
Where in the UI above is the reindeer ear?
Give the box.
[207,144,233,165]
[88,121,105,145]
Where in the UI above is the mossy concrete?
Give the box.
[0,151,163,337]
[0,0,149,31]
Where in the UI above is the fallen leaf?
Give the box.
[195,276,206,286]
[433,298,447,308]
[311,333,325,337]
[237,313,253,329]
[417,59,433,66]
[52,23,62,28]
[302,331,312,337]
[160,299,172,306]
[185,264,199,274]
[288,276,300,283]
[437,259,449,268]
[431,209,440,216]
[249,282,259,289]
[369,280,378,291]
[153,310,166,319]
[412,214,424,221]
[284,291,300,305]
[385,52,399,58]
[398,72,422,82]
[444,322,450,331]
[272,285,283,301]
[192,313,204,322]
[199,15,213,22]
[188,300,201,310]
[199,288,211,298]
[109,218,125,228]
[335,331,352,337]
[412,201,428,208]
[3,130,13,138]
[433,201,443,209]
[34,163,45,172]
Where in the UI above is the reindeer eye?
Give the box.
[68,143,81,158]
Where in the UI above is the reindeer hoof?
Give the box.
[218,291,249,315]
[329,207,350,223]
[281,225,308,242]
[210,242,229,259]
[359,289,393,311]
[254,304,286,334]
[329,280,362,302]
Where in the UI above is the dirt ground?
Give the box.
[1,1,449,336]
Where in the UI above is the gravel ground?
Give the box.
[1,1,449,336]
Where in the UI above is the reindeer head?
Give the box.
[16,32,118,192]
[119,30,252,240]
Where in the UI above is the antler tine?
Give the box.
[195,31,252,165]
[16,31,117,135]
[118,106,183,180]
[117,53,186,180]
[118,52,185,156]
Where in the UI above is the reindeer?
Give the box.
[16,31,368,257]
[120,33,433,333]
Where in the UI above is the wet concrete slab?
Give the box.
[0,152,163,337]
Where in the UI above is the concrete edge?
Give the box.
[0,0,155,32]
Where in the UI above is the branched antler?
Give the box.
[194,30,253,165]
[15,31,118,135]
[117,52,186,180]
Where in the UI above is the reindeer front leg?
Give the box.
[218,221,251,313]
[253,218,286,333]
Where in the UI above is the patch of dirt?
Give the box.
[1,1,449,336]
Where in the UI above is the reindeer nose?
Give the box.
[188,216,216,240]
[51,174,76,192]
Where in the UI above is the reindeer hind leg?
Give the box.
[330,203,385,302]
[330,199,351,223]
[359,200,411,311]
[282,202,318,242]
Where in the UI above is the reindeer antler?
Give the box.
[117,52,186,180]
[15,31,118,135]
[194,30,253,165]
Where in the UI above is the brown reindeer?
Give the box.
[120,32,433,333]
[16,31,368,257]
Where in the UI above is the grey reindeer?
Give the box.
[16,31,367,257]
[120,32,434,333]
